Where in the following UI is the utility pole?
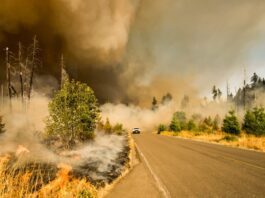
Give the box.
[28,35,37,101]
[18,42,24,103]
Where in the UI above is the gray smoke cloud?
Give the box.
[124,0,265,101]
[0,0,265,103]
[0,0,140,102]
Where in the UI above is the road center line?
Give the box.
[135,143,171,198]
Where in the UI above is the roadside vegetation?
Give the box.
[155,73,265,151]
[0,76,130,197]
[0,39,129,197]
[45,79,100,149]
[97,117,127,136]
[158,107,265,151]
[0,156,97,198]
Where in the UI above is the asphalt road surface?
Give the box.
[107,133,265,198]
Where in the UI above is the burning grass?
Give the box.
[0,155,97,198]
[160,131,265,152]
[0,132,131,198]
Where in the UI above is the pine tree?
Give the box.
[161,93,173,104]
[181,95,189,109]
[251,73,259,86]
[213,115,220,131]
[157,124,167,134]
[212,86,218,101]
[242,107,265,136]
[169,117,181,132]
[187,120,196,131]
[46,79,100,148]
[217,89,222,100]
[104,118,112,133]
[152,97,158,111]
[222,110,240,135]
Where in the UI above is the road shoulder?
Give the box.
[105,143,163,198]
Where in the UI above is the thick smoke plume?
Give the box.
[1,0,264,103]
[101,100,234,132]
[0,0,140,102]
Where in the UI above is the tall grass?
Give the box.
[0,155,97,198]
[161,131,265,152]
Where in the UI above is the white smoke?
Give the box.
[0,93,128,179]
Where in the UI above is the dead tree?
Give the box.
[5,47,12,106]
[60,54,69,88]
[28,35,38,101]
[18,42,24,103]
[0,84,3,107]
[60,54,65,88]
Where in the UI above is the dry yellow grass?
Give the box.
[161,131,265,152]
[0,155,97,198]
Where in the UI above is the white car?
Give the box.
[132,128,141,134]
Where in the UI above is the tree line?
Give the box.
[212,72,265,108]
[158,107,265,136]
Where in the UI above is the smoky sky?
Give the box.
[0,0,139,102]
[0,0,265,104]
[127,0,265,99]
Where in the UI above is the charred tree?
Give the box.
[0,84,3,107]
[60,54,67,88]
[28,36,38,101]
[5,47,12,110]
[18,42,24,103]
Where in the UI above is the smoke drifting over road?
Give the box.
[1,0,265,103]
[0,96,128,184]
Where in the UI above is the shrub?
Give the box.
[174,111,187,130]
[187,120,196,131]
[46,79,100,148]
[198,121,211,132]
[103,118,112,133]
[170,111,187,132]
[112,123,125,135]
[242,107,265,136]
[100,119,126,135]
[221,135,238,142]
[203,116,213,127]
[157,124,167,134]
[0,116,5,134]
[169,117,181,132]
[213,115,221,131]
[97,120,104,131]
[199,116,214,133]
[222,110,240,135]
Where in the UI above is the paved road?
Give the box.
[106,158,162,198]
[107,133,265,198]
[135,133,265,197]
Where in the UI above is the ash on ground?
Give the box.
[1,132,130,190]
[46,132,130,187]
[70,133,130,187]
